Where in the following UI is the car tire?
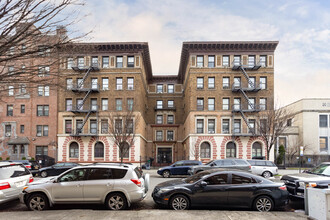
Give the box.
[262,171,272,178]
[253,195,274,212]
[162,170,170,178]
[27,193,49,211]
[40,171,48,178]
[170,194,190,210]
[105,193,128,210]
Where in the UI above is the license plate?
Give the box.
[15,181,25,187]
[297,192,304,196]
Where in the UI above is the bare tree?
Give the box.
[286,138,312,165]
[0,0,86,97]
[107,110,141,164]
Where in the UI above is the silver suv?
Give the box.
[0,162,33,204]
[20,163,149,211]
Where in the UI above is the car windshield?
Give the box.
[309,164,330,176]
[205,160,214,166]
[184,170,212,183]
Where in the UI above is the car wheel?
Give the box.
[105,193,128,210]
[162,170,170,178]
[40,171,48,178]
[27,193,49,211]
[253,195,274,212]
[262,171,272,178]
[170,194,190,210]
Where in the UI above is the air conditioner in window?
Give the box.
[5,132,11,137]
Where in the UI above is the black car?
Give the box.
[39,162,79,177]
[157,160,202,178]
[281,162,330,200]
[152,169,288,211]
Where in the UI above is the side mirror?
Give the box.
[53,178,58,183]
[172,164,176,167]
[200,181,207,187]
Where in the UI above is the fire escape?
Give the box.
[231,56,261,136]
[70,62,100,136]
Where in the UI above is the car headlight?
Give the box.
[298,182,305,188]
[158,188,172,194]
[158,168,162,171]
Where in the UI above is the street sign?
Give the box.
[300,146,304,156]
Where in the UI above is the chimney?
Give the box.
[56,26,67,40]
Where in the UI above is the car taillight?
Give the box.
[131,179,141,187]
[279,186,287,191]
[29,176,34,183]
[26,165,31,169]
[249,165,251,169]
[0,182,10,190]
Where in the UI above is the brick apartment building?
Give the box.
[57,41,278,165]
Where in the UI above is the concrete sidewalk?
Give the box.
[0,210,307,220]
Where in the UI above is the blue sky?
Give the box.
[72,0,330,106]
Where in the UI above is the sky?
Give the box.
[72,0,330,106]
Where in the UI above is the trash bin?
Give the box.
[307,187,330,219]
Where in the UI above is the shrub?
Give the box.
[6,157,10,160]
[22,157,26,160]
[276,145,286,164]
[0,157,2,161]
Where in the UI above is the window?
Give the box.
[156,100,163,109]
[116,78,123,90]
[65,120,72,134]
[234,119,241,133]
[252,142,262,158]
[208,55,215,68]
[115,119,122,133]
[260,119,267,133]
[248,98,255,110]
[248,55,255,67]
[208,119,215,134]
[248,77,256,89]
[127,98,133,111]
[232,174,256,184]
[205,174,228,185]
[249,119,256,134]
[208,98,215,111]
[320,137,328,152]
[319,115,328,127]
[37,105,49,116]
[126,119,134,133]
[38,86,49,96]
[77,57,84,68]
[69,142,79,158]
[21,105,25,114]
[102,56,109,68]
[21,44,26,53]
[167,130,174,141]
[233,55,241,66]
[94,142,104,158]
[76,120,83,133]
[226,142,237,158]
[102,78,109,90]
[222,55,229,67]
[167,115,174,124]
[156,115,163,124]
[197,119,204,133]
[127,56,134,67]
[114,99,121,111]
[67,58,73,69]
[5,125,11,136]
[7,105,13,116]
[90,120,97,134]
[222,77,229,89]
[19,84,26,94]
[101,98,108,111]
[222,98,230,110]
[101,119,108,134]
[91,98,97,111]
[38,66,50,77]
[36,125,48,136]
[66,78,73,90]
[222,119,230,134]
[156,131,163,141]
[119,142,130,158]
[260,77,267,89]
[77,78,83,88]
[66,99,72,111]
[116,56,123,68]
[260,98,266,110]
[20,125,24,134]
[208,77,215,89]
[36,146,48,155]
[197,98,204,110]
[197,55,204,67]
[127,78,134,90]
[287,119,292,127]
[233,98,241,110]
[260,55,267,67]
[91,56,98,67]
[197,77,204,89]
[200,142,211,158]
[76,99,83,110]
[21,65,25,73]
[38,46,50,56]
[234,77,241,88]
[157,84,163,93]
[8,85,14,96]
[168,84,174,93]
[8,66,14,75]
[168,100,174,108]
[91,78,98,89]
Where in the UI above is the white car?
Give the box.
[0,162,33,204]
[20,163,149,211]
[247,160,278,178]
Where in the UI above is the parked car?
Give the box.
[188,159,251,175]
[20,163,149,211]
[247,160,278,178]
[281,162,330,200]
[0,162,33,204]
[6,160,41,176]
[39,162,79,177]
[152,169,288,211]
[157,160,202,178]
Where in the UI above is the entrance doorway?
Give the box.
[157,147,172,164]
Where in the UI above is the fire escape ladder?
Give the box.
[76,111,92,134]
[239,88,255,110]
[239,111,254,135]
[79,90,92,109]
[239,66,255,88]
[78,67,93,88]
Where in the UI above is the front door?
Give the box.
[157,147,172,164]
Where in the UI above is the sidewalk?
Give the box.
[0,210,307,220]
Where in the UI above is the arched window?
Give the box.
[69,142,79,158]
[226,142,236,158]
[119,142,130,159]
[252,142,262,158]
[200,142,211,158]
[94,142,104,158]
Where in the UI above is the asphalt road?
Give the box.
[0,169,304,212]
